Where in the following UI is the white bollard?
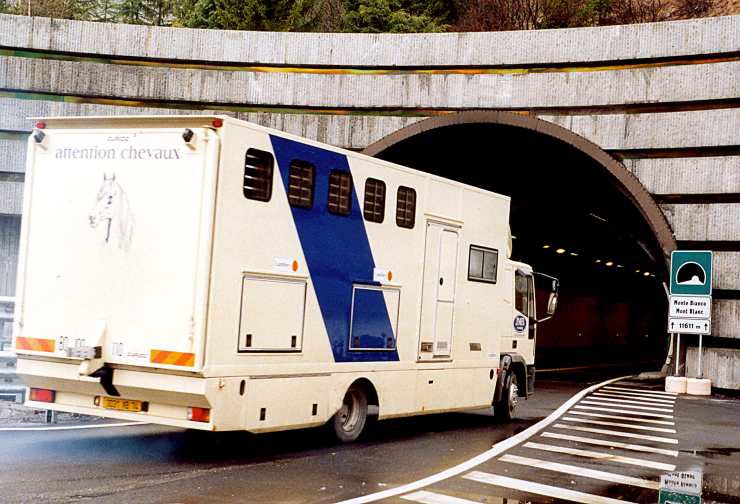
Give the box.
[686,377,712,395]
[665,376,687,394]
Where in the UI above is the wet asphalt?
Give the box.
[1,372,738,504]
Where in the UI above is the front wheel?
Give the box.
[494,372,519,421]
[331,386,368,443]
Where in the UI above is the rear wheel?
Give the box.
[331,385,368,442]
[494,372,519,421]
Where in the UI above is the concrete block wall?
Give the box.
[0,14,737,387]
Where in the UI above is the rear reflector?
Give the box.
[30,388,55,403]
[187,407,210,423]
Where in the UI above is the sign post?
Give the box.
[668,251,713,379]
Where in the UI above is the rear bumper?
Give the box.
[17,357,216,431]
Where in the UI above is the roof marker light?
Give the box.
[212,118,223,128]
[32,129,46,144]
[35,121,46,129]
[182,128,195,143]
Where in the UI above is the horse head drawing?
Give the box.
[89,172,134,250]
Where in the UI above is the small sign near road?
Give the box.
[669,296,711,319]
[668,251,712,336]
[670,251,712,296]
[668,318,711,335]
[659,471,702,504]
[660,471,703,494]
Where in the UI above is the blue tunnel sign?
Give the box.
[670,251,712,296]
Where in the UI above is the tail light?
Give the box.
[187,407,210,423]
[30,388,56,403]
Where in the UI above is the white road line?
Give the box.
[401,491,480,504]
[584,397,674,409]
[604,386,676,396]
[0,422,145,431]
[523,442,676,471]
[579,401,674,413]
[334,375,631,504]
[568,410,674,425]
[552,423,678,444]
[541,432,679,457]
[596,389,677,400]
[574,405,674,419]
[463,472,638,504]
[561,416,676,433]
[499,454,661,491]
[593,392,675,404]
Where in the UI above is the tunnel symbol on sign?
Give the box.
[675,262,706,286]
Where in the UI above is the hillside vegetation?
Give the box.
[3,0,738,32]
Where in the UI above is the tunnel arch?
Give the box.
[363,110,678,369]
[363,110,676,268]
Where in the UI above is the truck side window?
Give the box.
[515,271,529,316]
[328,170,352,216]
[468,245,498,283]
[287,160,315,209]
[243,148,274,202]
[396,186,416,229]
[363,178,385,223]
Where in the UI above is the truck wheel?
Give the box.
[331,385,368,443]
[495,372,519,422]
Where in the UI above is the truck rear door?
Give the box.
[14,126,219,372]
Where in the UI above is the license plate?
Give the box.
[102,397,143,412]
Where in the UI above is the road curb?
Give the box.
[0,421,145,431]
[335,374,632,504]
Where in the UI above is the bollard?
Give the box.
[45,409,56,424]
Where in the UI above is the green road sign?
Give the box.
[670,251,712,296]
[659,490,701,504]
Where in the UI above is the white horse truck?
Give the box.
[13,116,558,440]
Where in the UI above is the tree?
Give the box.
[342,0,448,32]
[14,0,89,19]
[174,0,270,30]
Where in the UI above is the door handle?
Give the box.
[439,277,444,286]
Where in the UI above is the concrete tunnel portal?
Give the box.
[364,112,675,370]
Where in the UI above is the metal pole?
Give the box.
[675,333,681,376]
[698,333,703,378]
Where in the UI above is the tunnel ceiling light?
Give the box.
[635,269,641,273]
[643,271,650,276]
[605,261,614,266]
[542,245,550,249]
[617,264,624,268]
[511,235,517,240]
[589,212,607,223]
[569,252,578,256]
[595,259,601,263]
[556,248,566,254]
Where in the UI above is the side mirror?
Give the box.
[546,292,558,316]
[533,272,559,323]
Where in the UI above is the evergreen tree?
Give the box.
[342,0,448,32]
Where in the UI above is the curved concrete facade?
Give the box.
[0,14,737,384]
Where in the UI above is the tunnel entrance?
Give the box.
[364,112,675,370]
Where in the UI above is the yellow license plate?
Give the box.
[102,397,143,412]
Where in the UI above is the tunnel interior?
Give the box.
[373,122,669,370]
